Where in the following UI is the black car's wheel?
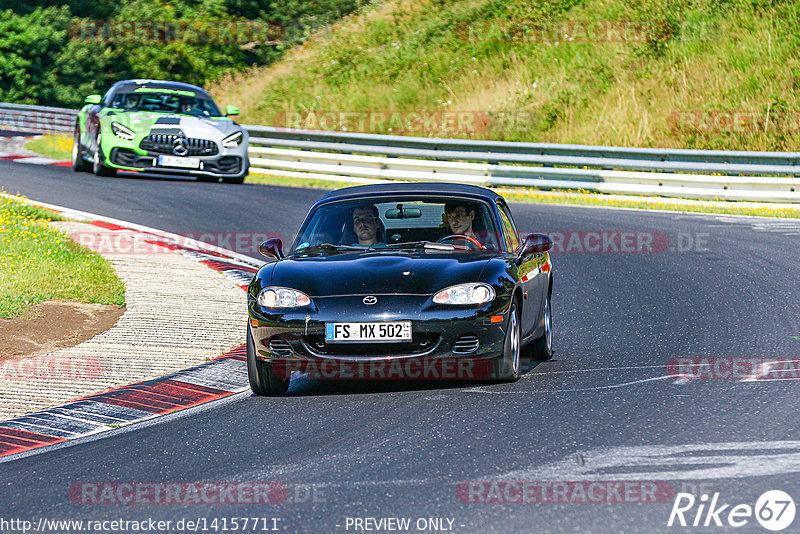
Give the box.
[92,132,115,177]
[525,294,553,361]
[72,127,91,172]
[492,301,521,382]
[246,326,290,395]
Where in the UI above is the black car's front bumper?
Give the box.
[248,294,511,380]
[109,148,248,178]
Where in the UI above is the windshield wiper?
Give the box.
[381,241,456,250]
[297,243,366,253]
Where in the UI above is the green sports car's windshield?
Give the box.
[110,92,222,117]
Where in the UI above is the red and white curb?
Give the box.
[0,153,70,167]
[0,197,263,460]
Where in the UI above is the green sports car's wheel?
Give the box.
[246,326,290,395]
[92,132,115,177]
[71,127,91,172]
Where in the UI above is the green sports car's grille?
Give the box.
[140,134,219,156]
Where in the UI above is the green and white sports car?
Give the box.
[72,79,249,183]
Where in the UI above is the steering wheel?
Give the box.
[436,234,486,250]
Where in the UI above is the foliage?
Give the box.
[0,0,371,107]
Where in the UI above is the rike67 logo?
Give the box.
[668,490,796,531]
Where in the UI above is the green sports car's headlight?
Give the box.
[111,122,135,140]
[433,283,495,305]
[221,131,243,148]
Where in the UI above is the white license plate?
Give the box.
[325,321,412,343]
[157,155,201,169]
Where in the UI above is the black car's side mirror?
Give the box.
[259,238,283,260]
[520,233,553,256]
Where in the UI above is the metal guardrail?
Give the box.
[0,103,77,134]
[1,101,798,202]
[243,125,800,203]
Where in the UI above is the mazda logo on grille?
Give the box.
[172,137,189,156]
[362,296,377,305]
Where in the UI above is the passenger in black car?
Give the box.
[351,204,384,246]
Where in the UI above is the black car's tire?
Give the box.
[221,175,245,184]
[525,294,553,361]
[246,326,290,395]
[492,301,521,382]
[92,132,115,177]
[72,127,91,172]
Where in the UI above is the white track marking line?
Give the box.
[466,375,672,393]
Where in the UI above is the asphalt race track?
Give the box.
[2,161,800,533]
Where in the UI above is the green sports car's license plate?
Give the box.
[157,155,201,169]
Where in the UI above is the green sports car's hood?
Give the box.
[102,110,241,141]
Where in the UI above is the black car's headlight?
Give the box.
[257,287,312,308]
[110,122,135,140]
[433,283,495,305]
[221,131,243,148]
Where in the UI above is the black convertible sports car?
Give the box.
[247,183,553,394]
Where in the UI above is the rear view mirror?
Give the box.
[521,233,553,255]
[84,94,102,105]
[385,206,422,219]
[259,238,283,260]
[225,105,239,116]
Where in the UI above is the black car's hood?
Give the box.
[271,252,494,297]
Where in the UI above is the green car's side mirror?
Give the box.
[225,105,239,116]
[84,94,102,105]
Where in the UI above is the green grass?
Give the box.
[25,134,72,161]
[247,171,800,219]
[211,0,800,152]
[0,194,126,318]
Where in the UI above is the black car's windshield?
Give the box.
[111,90,222,117]
[292,196,504,254]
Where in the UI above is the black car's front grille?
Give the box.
[140,134,219,156]
[268,337,293,357]
[301,333,440,357]
[452,334,480,354]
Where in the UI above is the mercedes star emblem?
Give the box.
[172,137,189,156]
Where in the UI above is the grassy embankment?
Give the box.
[213,0,800,216]
[211,0,800,150]
[0,194,125,318]
[25,135,72,161]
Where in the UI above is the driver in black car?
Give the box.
[444,201,479,241]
